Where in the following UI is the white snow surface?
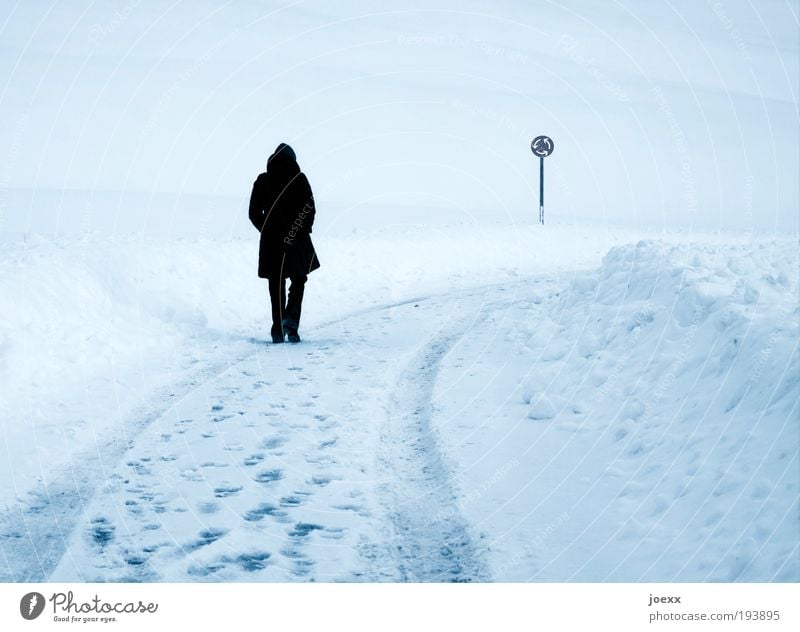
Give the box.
[1,225,797,582]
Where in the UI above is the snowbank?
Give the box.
[425,236,797,581]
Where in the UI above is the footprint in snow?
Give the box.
[260,436,286,450]
[188,562,226,578]
[254,469,283,484]
[226,551,271,572]
[305,453,336,466]
[333,503,366,516]
[213,485,242,498]
[290,558,315,577]
[289,522,324,538]
[279,495,306,508]
[319,527,345,540]
[181,469,205,482]
[124,500,143,516]
[280,545,306,559]
[626,441,649,458]
[243,503,289,522]
[126,461,152,476]
[124,552,149,567]
[89,516,115,548]
[243,453,265,466]
[185,527,228,552]
[190,552,271,575]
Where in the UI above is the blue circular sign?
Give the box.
[531,136,554,157]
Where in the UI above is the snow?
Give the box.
[1,228,795,582]
[0,0,797,583]
[432,239,799,580]
[0,221,644,509]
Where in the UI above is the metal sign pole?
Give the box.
[530,135,554,226]
[539,156,544,225]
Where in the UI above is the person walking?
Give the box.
[249,143,320,343]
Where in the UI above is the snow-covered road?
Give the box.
[1,239,797,583]
[5,280,536,582]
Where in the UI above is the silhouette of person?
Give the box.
[249,143,320,342]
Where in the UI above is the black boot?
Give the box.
[271,325,285,344]
[282,317,300,343]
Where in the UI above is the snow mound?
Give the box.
[520,239,798,580]
[527,394,557,420]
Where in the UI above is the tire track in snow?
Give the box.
[379,303,496,582]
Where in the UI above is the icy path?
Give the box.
[5,282,528,582]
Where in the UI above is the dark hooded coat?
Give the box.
[249,144,320,279]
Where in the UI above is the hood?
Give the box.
[267,143,299,177]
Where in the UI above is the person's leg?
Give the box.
[284,274,307,326]
[283,274,307,341]
[268,276,287,342]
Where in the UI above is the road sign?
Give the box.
[531,136,554,224]
[531,135,554,158]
